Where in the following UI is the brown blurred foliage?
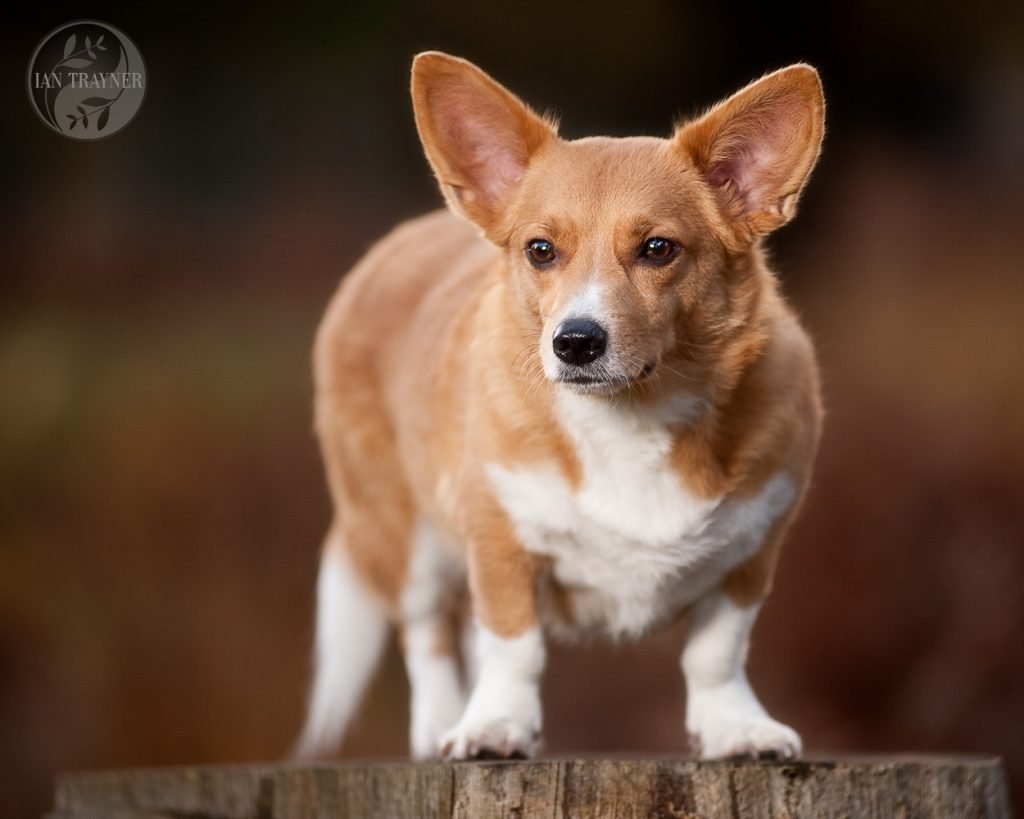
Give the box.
[2,2,1023,816]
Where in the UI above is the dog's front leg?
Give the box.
[681,590,801,759]
[440,514,544,760]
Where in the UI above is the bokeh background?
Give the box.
[3,2,1023,816]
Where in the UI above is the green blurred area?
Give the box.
[2,2,1024,817]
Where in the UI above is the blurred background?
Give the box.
[2,1,1023,815]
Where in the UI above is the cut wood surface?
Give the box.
[50,756,1012,818]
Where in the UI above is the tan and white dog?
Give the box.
[296,52,824,761]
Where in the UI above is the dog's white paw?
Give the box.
[689,711,802,759]
[439,677,541,760]
[410,698,464,761]
[440,716,540,760]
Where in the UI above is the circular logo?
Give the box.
[27,20,146,140]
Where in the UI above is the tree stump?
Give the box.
[49,756,1012,818]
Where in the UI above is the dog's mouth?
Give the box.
[558,361,656,393]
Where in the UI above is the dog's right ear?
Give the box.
[411,52,557,238]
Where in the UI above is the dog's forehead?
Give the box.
[518,136,696,224]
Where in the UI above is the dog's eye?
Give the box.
[526,239,556,267]
[640,237,678,264]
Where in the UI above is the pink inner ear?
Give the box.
[709,144,777,214]
[434,85,529,206]
[706,93,811,215]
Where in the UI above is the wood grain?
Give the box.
[50,757,1012,818]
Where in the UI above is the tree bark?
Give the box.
[50,756,1012,818]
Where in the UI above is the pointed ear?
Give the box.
[411,52,557,237]
[675,64,825,240]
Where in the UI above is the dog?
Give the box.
[295,52,825,762]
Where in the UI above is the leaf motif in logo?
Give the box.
[33,23,142,138]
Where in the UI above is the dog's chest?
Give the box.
[486,393,793,637]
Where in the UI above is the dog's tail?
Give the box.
[293,541,389,759]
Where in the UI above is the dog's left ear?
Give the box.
[675,65,824,240]
[411,52,557,238]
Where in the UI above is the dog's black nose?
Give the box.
[553,319,608,366]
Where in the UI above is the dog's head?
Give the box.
[411,53,824,396]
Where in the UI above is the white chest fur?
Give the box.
[486,391,795,638]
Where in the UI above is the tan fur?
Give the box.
[313,54,824,644]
